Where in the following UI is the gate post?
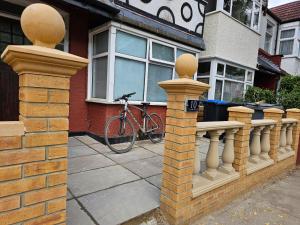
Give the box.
[0,4,87,224]
[159,54,209,225]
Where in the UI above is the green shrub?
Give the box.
[245,86,276,104]
[278,75,300,109]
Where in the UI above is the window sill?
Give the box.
[85,98,167,106]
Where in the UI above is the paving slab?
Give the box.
[68,165,140,197]
[68,137,85,147]
[141,143,164,155]
[88,143,112,154]
[146,174,162,189]
[68,154,116,174]
[105,147,156,164]
[75,135,99,145]
[79,180,160,225]
[67,199,95,225]
[68,145,98,158]
[123,156,163,178]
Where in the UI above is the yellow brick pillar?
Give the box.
[264,108,284,162]
[0,4,87,224]
[159,54,209,225]
[228,106,254,176]
[286,108,300,159]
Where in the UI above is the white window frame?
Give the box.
[87,21,200,106]
[264,20,274,53]
[279,28,296,56]
[200,59,254,101]
[220,0,262,31]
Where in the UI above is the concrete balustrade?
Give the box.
[278,118,298,161]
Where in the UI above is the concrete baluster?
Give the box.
[194,131,206,175]
[286,123,294,152]
[204,130,224,180]
[249,126,264,163]
[279,124,288,154]
[219,128,239,174]
[260,125,273,160]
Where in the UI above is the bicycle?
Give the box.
[104,92,164,154]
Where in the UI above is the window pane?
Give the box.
[147,64,173,102]
[93,31,108,55]
[223,0,231,12]
[266,22,273,34]
[246,71,253,82]
[152,42,174,62]
[280,29,295,39]
[198,62,211,76]
[116,31,147,59]
[197,78,209,99]
[114,57,145,101]
[253,3,260,30]
[215,80,223,100]
[176,48,195,58]
[225,65,245,81]
[264,33,272,52]
[223,81,244,102]
[92,57,107,99]
[217,63,225,76]
[279,40,294,55]
[232,0,253,28]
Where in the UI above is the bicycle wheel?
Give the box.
[105,115,136,154]
[145,113,164,143]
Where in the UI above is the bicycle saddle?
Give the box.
[141,102,150,106]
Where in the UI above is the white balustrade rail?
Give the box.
[194,121,244,180]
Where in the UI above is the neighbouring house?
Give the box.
[0,0,207,139]
[199,0,262,101]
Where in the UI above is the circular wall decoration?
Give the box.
[141,0,152,3]
[198,3,205,16]
[181,2,193,22]
[195,23,203,35]
[157,6,175,24]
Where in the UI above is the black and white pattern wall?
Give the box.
[115,0,207,37]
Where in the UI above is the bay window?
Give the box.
[89,23,199,104]
[222,0,262,31]
[198,60,254,101]
[279,29,295,56]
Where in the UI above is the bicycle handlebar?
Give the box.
[114,92,136,102]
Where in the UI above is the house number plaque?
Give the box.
[185,100,200,112]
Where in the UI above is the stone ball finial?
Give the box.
[21,3,65,48]
[175,54,198,79]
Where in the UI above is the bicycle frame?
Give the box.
[121,101,158,134]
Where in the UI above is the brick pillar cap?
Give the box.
[175,54,198,79]
[263,108,284,114]
[228,106,254,114]
[159,78,210,95]
[286,108,300,113]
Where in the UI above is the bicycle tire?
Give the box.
[104,115,136,154]
[145,113,164,143]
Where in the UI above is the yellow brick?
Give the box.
[24,160,67,177]
[47,172,67,187]
[0,176,46,197]
[0,136,22,150]
[167,102,185,111]
[49,118,69,131]
[24,210,66,225]
[24,185,67,205]
[24,132,68,148]
[19,87,48,102]
[20,74,70,90]
[0,148,45,166]
[0,195,20,212]
[47,197,66,213]
[0,166,21,182]
[20,102,69,117]
[48,90,69,103]
[48,146,68,159]
[20,117,47,132]
[0,203,45,225]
